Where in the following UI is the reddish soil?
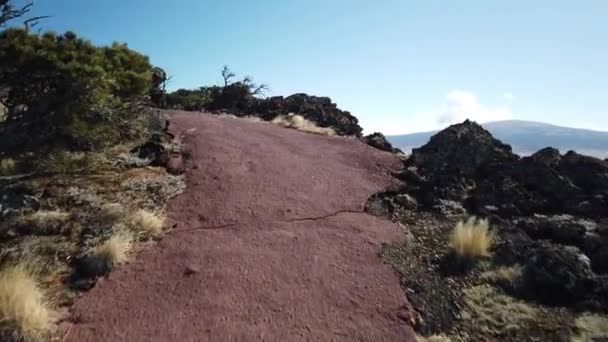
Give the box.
[63,112,416,342]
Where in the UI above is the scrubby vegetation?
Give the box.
[0,3,183,340]
[0,28,167,156]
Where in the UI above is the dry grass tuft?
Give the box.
[126,209,166,238]
[0,264,56,341]
[462,285,540,335]
[271,114,336,136]
[480,265,523,284]
[243,116,263,123]
[0,158,16,176]
[92,231,133,265]
[23,211,71,230]
[0,103,7,123]
[571,313,608,342]
[415,334,452,342]
[99,203,124,222]
[450,217,493,258]
[219,114,263,123]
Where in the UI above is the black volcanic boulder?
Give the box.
[529,147,561,166]
[523,245,595,306]
[516,215,592,247]
[363,132,403,153]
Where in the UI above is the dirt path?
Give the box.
[63,112,415,342]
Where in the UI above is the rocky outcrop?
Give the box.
[370,119,608,313]
[522,245,598,307]
[363,132,403,153]
[398,120,608,218]
[251,94,363,136]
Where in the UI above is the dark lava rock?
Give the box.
[207,92,363,136]
[69,255,112,290]
[407,119,518,180]
[365,190,412,218]
[390,119,608,218]
[364,118,608,313]
[590,245,608,274]
[493,231,546,266]
[363,132,403,153]
[0,182,39,220]
[523,245,594,306]
[517,216,588,246]
[252,94,363,136]
[530,147,561,166]
[131,133,169,167]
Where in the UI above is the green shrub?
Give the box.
[165,88,212,111]
[0,29,159,155]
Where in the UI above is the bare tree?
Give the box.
[221,65,235,87]
[251,83,269,97]
[0,0,48,29]
[242,75,268,97]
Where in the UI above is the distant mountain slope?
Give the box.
[387,120,608,158]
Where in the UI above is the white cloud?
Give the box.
[436,90,512,126]
[363,90,515,135]
[503,92,514,100]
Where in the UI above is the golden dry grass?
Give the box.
[480,265,523,284]
[126,209,166,238]
[0,264,56,341]
[271,114,336,136]
[0,103,6,123]
[92,231,133,265]
[462,285,540,335]
[23,211,71,230]
[415,334,452,342]
[0,158,16,176]
[571,313,608,342]
[219,114,263,123]
[450,217,493,258]
[99,203,124,222]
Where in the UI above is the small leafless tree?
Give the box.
[221,65,235,87]
[0,0,48,30]
[251,83,269,97]
[242,75,269,97]
[221,66,269,97]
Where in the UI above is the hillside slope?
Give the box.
[62,111,415,342]
[388,120,608,158]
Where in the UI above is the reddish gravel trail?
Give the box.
[64,111,415,342]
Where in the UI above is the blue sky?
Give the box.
[23,0,608,134]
